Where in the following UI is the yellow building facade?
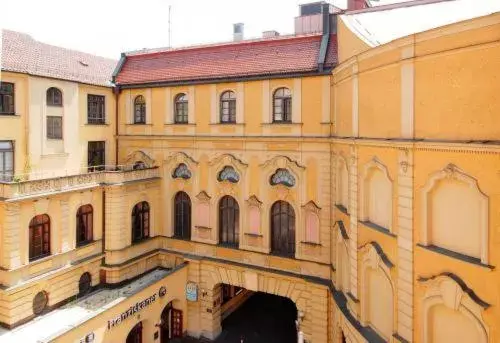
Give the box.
[1,1,500,342]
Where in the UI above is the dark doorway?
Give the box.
[161,302,183,342]
[126,322,143,343]
[216,292,297,343]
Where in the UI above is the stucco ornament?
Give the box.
[125,150,155,168]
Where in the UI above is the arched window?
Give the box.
[220,91,236,123]
[270,168,295,187]
[29,214,50,261]
[126,321,143,343]
[132,201,150,243]
[270,201,295,257]
[46,87,62,106]
[174,93,188,124]
[174,192,191,239]
[76,204,93,246]
[219,196,239,247]
[134,95,146,124]
[133,161,146,170]
[78,272,92,295]
[273,87,292,122]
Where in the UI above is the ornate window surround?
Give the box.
[419,273,489,343]
[420,164,488,264]
[335,153,350,212]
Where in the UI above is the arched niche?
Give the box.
[246,195,262,235]
[421,164,488,264]
[420,273,489,343]
[359,158,393,232]
[302,201,321,244]
[335,154,349,212]
[359,242,395,340]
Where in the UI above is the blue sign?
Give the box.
[186,282,198,302]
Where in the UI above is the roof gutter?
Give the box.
[317,3,332,72]
[111,53,127,84]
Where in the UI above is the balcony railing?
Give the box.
[0,165,160,199]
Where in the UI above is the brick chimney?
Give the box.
[347,0,368,10]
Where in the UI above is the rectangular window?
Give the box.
[0,82,15,115]
[0,141,14,181]
[88,141,105,171]
[87,94,105,124]
[47,116,63,139]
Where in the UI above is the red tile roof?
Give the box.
[1,30,117,87]
[115,34,337,85]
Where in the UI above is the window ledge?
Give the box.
[125,123,153,126]
[76,240,95,248]
[85,123,109,126]
[244,232,263,237]
[301,241,321,246]
[218,243,239,249]
[209,123,245,126]
[359,220,397,238]
[164,123,196,126]
[416,243,494,269]
[0,113,19,117]
[335,204,349,215]
[195,226,212,230]
[261,123,303,127]
[29,253,52,264]
[171,235,192,241]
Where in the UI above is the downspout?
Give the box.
[111,53,127,169]
[317,3,332,72]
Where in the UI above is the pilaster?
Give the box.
[2,203,21,269]
[396,148,414,342]
[348,146,359,300]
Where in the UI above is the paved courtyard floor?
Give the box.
[178,292,298,343]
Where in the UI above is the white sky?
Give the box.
[1,0,410,60]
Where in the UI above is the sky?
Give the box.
[1,0,409,60]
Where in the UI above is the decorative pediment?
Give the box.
[196,191,211,202]
[246,195,262,207]
[359,241,394,269]
[172,163,192,179]
[217,166,240,183]
[260,155,305,171]
[125,150,155,168]
[302,200,321,213]
[209,154,247,168]
[165,152,198,166]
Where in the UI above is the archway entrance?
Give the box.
[126,322,143,343]
[217,288,298,343]
[160,301,183,342]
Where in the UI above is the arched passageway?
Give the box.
[126,321,143,343]
[160,301,183,343]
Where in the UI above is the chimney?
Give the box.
[263,30,280,38]
[347,0,368,10]
[233,23,244,41]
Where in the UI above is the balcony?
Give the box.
[0,165,160,200]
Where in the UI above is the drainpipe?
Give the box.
[114,87,119,168]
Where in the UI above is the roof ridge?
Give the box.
[346,0,454,14]
[125,32,323,58]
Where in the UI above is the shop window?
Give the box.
[174,93,188,124]
[134,95,146,124]
[33,291,49,315]
[132,201,150,243]
[272,87,292,122]
[0,82,15,114]
[78,272,92,295]
[87,94,105,124]
[174,191,191,239]
[29,214,50,261]
[76,204,93,246]
[46,87,62,106]
[219,195,239,247]
[220,91,236,123]
[270,201,295,257]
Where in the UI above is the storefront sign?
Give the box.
[107,286,166,329]
[186,282,198,302]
